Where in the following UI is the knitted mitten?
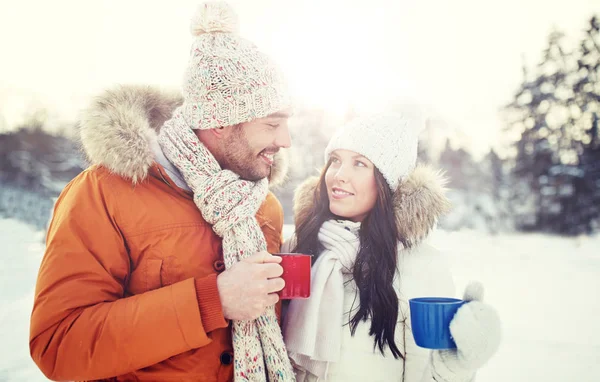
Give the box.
[430,282,502,382]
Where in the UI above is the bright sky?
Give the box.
[0,0,598,156]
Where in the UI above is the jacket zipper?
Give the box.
[157,167,174,189]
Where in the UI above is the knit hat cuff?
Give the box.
[183,85,291,129]
[325,128,418,191]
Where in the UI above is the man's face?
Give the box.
[219,111,292,181]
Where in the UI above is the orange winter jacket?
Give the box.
[29,86,288,382]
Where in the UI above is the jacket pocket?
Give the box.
[127,258,163,295]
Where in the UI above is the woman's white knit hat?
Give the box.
[325,112,422,191]
[181,1,290,130]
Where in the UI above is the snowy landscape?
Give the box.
[1,2,599,381]
[1,220,598,381]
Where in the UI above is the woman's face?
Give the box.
[325,149,378,222]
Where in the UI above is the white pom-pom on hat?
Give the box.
[190,1,239,36]
[181,0,291,131]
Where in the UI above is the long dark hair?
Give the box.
[293,159,406,359]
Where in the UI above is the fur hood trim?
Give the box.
[79,85,288,187]
[292,165,451,247]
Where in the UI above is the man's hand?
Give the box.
[217,251,285,321]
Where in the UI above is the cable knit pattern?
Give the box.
[158,109,294,382]
[182,2,290,130]
[324,113,421,190]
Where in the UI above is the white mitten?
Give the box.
[430,281,502,382]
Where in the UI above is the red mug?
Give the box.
[277,253,311,299]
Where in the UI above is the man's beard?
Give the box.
[220,133,273,182]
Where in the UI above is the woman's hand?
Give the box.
[430,282,502,381]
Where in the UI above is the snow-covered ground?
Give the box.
[1,220,599,381]
[0,219,47,382]
[426,229,600,382]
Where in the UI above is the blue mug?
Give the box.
[409,297,467,349]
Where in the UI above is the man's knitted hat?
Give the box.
[181,1,290,129]
[325,112,422,191]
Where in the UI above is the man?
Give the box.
[29,2,294,381]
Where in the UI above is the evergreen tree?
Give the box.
[506,16,600,234]
[506,28,580,232]
[571,16,600,233]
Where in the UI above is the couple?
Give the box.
[29,2,500,382]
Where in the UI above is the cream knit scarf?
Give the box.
[158,109,294,382]
[283,219,361,380]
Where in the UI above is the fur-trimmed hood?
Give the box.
[293,165,451,247]
[78,85,288,187]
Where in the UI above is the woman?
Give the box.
[282,113,501,381]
